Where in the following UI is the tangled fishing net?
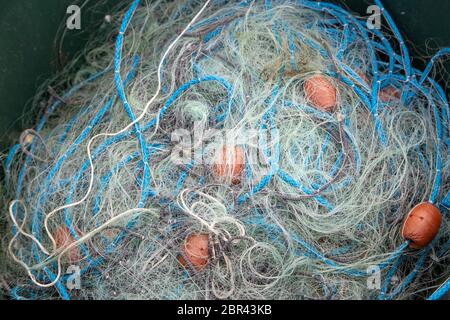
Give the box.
[1,0,450,300]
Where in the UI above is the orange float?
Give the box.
[304,75,337,112]
[355,72,401,103]
[401,202,442,249]
[24,134,34,145]
[54,225,82,264]
[178,233,210,271]
[379,86,401,102]
[213,146,244,185]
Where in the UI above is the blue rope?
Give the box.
[428,277,450,300]
[113,0,153,206]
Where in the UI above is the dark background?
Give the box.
[0,0,449,150]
